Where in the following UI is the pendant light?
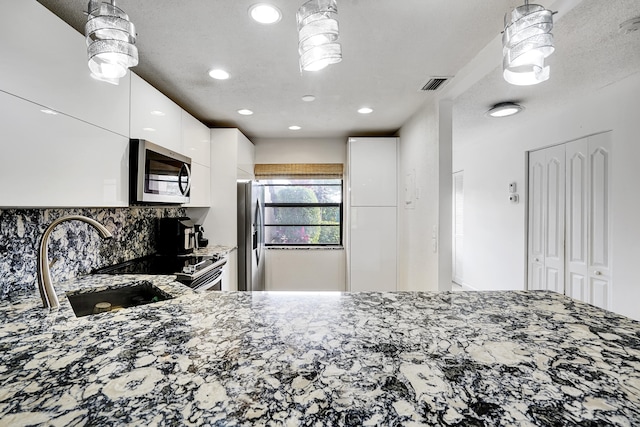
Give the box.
[502,1,554,86]
[296,0,342,72]
[85,0,138,84]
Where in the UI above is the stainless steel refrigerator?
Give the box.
[237,181,265,291]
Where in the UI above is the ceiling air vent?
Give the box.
[420,77,451,91]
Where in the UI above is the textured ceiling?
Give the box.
[453,0,640,148]
[36,0,535,139]
[35,0,640,141]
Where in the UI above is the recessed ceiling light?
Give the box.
[238,109,254,116]
[208,69,230,80]
[486,102,524,118]
[358,107,373,114]
[301,95,316,102]
[249,3,282,24]
[40,109,58,115]
[143,127,156,132]
[289,125,301,130]
[150,110,165,116]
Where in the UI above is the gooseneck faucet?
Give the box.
[37,215,113,309]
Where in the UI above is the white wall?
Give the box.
[265,249,346,291]
[397,100,441,291]
[454,72,640,321]
[253,137,346,164]
[253,137,347,291]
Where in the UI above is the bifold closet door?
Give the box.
[528,145,565,293]
[565,133,611,309]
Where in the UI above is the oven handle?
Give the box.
[193,269,223,291]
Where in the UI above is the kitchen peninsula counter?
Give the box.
[1,281,639,426]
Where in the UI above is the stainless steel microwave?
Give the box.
[129,139,191,205]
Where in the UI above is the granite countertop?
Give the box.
[193,245,236,258]
[1,283,639,426]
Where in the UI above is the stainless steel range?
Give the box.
[94,254,226,291]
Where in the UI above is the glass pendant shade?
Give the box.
[297,0,342,72]
[502,2,554,86]
[85,0,138,83]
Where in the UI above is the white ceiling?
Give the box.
[36,0,640,141]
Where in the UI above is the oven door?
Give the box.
[178,257,227,291]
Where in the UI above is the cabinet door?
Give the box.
[349,137,397,206]
[350,206,397,291]
[237,131,256,178]
[183,163,211,208]
[130,73,182,151]
[181,111,210,167]
[0,0,130,136]
[0,91,128,207]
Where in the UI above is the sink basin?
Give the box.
[66,281,172,317]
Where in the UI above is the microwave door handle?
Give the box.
[179,163,192,196]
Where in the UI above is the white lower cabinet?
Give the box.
[0,90,128,207]
[350,207,397,292]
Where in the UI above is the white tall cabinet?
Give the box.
[201,128,256,291]
[348,137,398,292]
[528,132,612,310]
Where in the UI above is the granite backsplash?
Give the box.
[0,207,186,300]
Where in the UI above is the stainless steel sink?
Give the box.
[66,281,172,317]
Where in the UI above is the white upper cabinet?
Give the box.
[0,0,130,137]
[237,131,256,179]
[181,110,211,167]
[349,137,398,206]
[130,73,182,152]
[183,162,211,208]
[0,91,128,207]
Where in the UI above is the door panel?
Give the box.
[591,278,609,310]
[568,272,587,302]
[590,146,610,269]
[587,133,612,309]
[544,150,565,293]
[565,140,589,302]
[452,172,464,284]
[530,132,612,309]
[528,151,545,290]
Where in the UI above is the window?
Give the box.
[262,179,343,246]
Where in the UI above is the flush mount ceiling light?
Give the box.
[620,17,640,34]
[486,102,524,118]
[502,1,554,86]
[296,0,342,72]
[358,107,373,114]
[237,109,254,116]
[289,125,302,130]
[85,0,138,84]
[301,95,316,102]
[208,69,230,80]
[249,3,282,24]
